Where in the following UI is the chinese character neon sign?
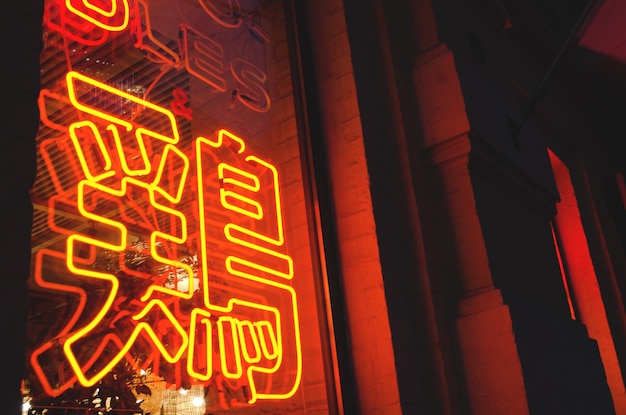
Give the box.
[31,69,302,405]
[32,0,308,409]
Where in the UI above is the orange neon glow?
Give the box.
[40,137,86,196]
[68,121,116,182]
[33,71,302,404]
[180,23,228,92]
[66,70,179,141]
[238,320,262,364]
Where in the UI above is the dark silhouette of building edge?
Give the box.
[2,1,43,414]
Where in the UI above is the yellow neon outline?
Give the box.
[60,177,191,386]
[225,252,293,280]
[66,71,180,144]
[223,228,292,280]
[65,71,188,195]
[73,179,128,249]
[220,190,263,219]
[238,320,262,364]
[217,146,295,280]
[224,222,284,247]
[151,144,189,204]
[195,132,303,403]
[30,249,88,397]
[245,155,286,244]
[64,239,122,386]
[66,75,193,299]
[65,0,130,31]
[217,316,244,379]
[255,321,279,360]
[218,129,246,153]
[74,0,119,18]
[107,125,151,176]
[197,129,246,153]
[187,309,213,381]
[68,121,116,182]
[219,163,260,190]
[131,298,189,362]
[129,178,193,301]
[38,74,303,403]
[135,126,179,144]
[63,298,190,386]
[219,163,263,219]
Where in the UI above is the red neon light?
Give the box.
[170,88,193,121]
[33,71,302,404]
[44,0,110,46]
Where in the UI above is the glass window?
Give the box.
[26,1,335,413]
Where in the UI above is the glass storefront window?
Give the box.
[25,1,335,413]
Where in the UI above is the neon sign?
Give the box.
[31,0,317,411]
[33,69,301,408]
